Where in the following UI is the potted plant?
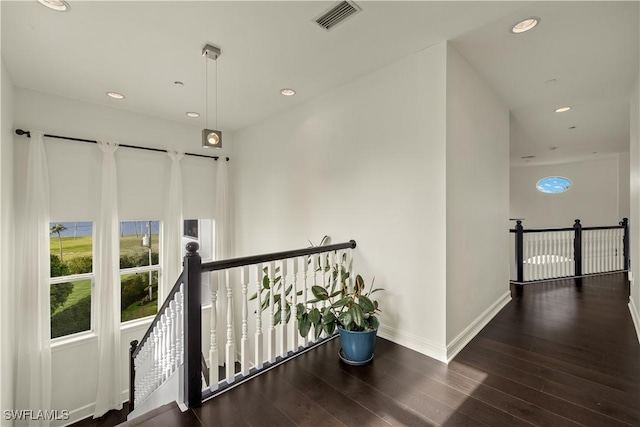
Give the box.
[296,271,383,365]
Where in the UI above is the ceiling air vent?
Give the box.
[314,1,361,31]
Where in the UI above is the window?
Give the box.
[50,222,93,339]
[120,220,160,322]
[536,176,571,194]
[183,219,214,303]
[182,219,214,261]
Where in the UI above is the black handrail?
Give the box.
[131,272,183,359]
[201,240,357,272]
[510,225,624,233]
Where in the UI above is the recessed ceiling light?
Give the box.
[510,17,540,34]
[545,79,557,85]
[37,0,70,12]
[521,155,536,159]
[174,81,184,86]
[280,88,296,96]
[106,91,125,99]
[569,126,576,129]
[555,106,571,113]
[186,112,200,118]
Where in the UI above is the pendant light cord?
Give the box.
[205,54,209,130]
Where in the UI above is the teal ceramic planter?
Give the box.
[338,327,377,363]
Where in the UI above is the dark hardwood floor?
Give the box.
[76,273,639,426]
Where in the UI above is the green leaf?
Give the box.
[355,274,365,295]
[331,297,350,309]
[311,285,329,300]
[248,292,258,301]
[358,295,375,313]
[328,289,342,298]
[351,304,364,327]
[369,315,380,331]
[285,304,291,323]
[314,324,323,340]
[323,320,336,336]
[285,284,293,296]
[263,275,270,289]
[296,303,306,320]
[299,314,311,337]
[308,308,321,325]
[274,308,282,325]
[321,310,336,325]
[339,311,352,328]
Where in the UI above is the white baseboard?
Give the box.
[629,297,640,344]
[377,325,447,363]
[55,391,129,427]
[446,291,512,363]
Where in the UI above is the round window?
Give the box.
[536,176,571,194]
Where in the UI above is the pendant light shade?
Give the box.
[202,129,222,148]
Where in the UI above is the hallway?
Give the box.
[85,273,639,427]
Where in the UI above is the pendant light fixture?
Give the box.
[202,44,222,148]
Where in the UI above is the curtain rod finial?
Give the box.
[15,129,31,137]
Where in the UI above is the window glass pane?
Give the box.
[120,220,160,268]
[536,176,571,194]
[51,279,92,338]
[50,222,93,277]
[183,219,214,260]
[121,270,158,322]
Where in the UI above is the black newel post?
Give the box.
[515,220,524,282]
[183,242,203,408]
[573,219,583,277]
[620,217,630,271]
[129,340,138,412]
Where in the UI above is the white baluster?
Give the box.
[268,261,276,362]
[311,255,320,341]
[346,249,353,293]
[209,278,219,390]
[595,230,601,273]
[583,231,590,275]
[301,257,309,346]
[168,300,176,374]
[240,266,249,375]
[177,284,184,366]
[255,263,264,369]
[290,257,299,352]
[618,229,624,270]
[225,269,235,382]
[542,232,549,279]
[608,229,614,272]
[160,315,167,382]
[279,260,288,357]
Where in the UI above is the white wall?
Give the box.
[0,57,16,424]
[12,88,224,424]
[619,152,631,220]
[232,43,449,360]
[629,75,640,343]
[510,156,623,228]
[445,45,510,357]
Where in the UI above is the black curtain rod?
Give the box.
[14,129,229,161]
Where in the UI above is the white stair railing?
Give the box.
[129,240,357,416]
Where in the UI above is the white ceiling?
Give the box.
[2,1,638,166]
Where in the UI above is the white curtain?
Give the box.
[15,131,51,427]
[94,141,121,418]
[215,158,231,261]
[161,151,184,301]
